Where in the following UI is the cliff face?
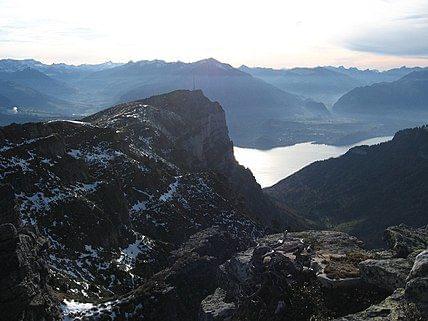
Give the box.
[85,90,307,230]
[85,89,234,172]
[0,223,61,321]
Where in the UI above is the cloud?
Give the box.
[344,1,428,57]
[346,27,428,57]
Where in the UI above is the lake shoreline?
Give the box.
[234,136,393,188]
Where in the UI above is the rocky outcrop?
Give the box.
[0,223,61,321]
[405,250,428,312]
[359,258,412,291]
[385,225,428,258]
[60,227,248,321]
[333,289,423,321]
[213,230,390,321]
[199,288,235,321]
[333,228,428,321]
[85,89,309,230]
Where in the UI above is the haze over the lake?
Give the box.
[1,0,428,69]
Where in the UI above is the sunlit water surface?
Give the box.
[234,136,393,188]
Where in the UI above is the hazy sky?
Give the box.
[1,0,428,69]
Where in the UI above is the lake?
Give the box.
[234,136,393,188]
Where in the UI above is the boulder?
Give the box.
[405,250,428,309]
[332,289,423,321]
[405,277,428,308]
[220,248,253,284]
[199,288,235,321]
[407,250,428,280]
[359,258,412,291]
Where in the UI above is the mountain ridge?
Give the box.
[333,68,428,119]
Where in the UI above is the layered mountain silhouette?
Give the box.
[240,65,420,107]
[333,69,428,119]
[240,66,362,107]
[1,58,427,149]
[265,126,428,247]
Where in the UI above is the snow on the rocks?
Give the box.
[159,177,180,202]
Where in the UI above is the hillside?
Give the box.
[333,69,428,119]
[265,126,428,247]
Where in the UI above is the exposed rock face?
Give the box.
[199,288,235,321]
[332,227,428,321]
[85,89,308,230]
[406,250,428,311]
[333,289,424,321]
[359,258,412,291]
[0,223,61,321]
[385,225,428,258]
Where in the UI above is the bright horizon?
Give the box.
[1,0,428,70]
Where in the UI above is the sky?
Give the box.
[0,0,428,70]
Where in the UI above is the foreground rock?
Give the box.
[211,230,390,320]
[359,258,412,291]
[0,223,61,321]
[199,288,235,321]
[333,289,423,321]
[385,225,428,258]
[333,226,428,321]
[405,250,428,312]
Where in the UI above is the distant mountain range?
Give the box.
[333,69,428,119]
[0,67,75,98]
[265,125,428,247]
[0,58,427,148]
[240,65,422,107]
[0,58,330,145]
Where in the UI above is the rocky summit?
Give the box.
[0,90,427,321]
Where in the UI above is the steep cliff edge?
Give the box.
[84,89,308,230]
